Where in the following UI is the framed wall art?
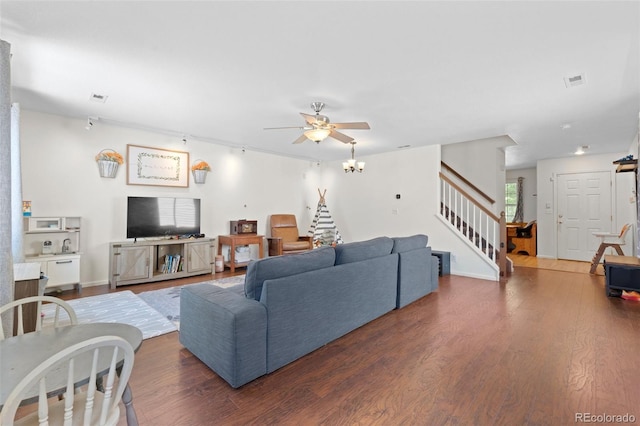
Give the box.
[127,144,190,187]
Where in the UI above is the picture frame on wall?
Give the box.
[127,144,190,187]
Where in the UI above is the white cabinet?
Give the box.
[26,217,63,232]
[109,238,215,289]
[23,217,82,292]
[42,255,81,286]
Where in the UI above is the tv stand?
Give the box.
[108,238,215,289]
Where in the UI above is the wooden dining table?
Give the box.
[0,322,143,425]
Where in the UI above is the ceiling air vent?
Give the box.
[564,73,586,88]
[89,93,108,103]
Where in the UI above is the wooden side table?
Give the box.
[218,234,264,272]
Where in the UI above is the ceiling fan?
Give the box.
[264,102,370,144]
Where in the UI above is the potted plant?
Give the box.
[95,149,124,178]
[191,160,211,184]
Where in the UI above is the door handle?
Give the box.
[558,214,564,224]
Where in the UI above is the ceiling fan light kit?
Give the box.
[304,128,331,143]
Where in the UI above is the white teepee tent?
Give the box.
[308,189,343,247]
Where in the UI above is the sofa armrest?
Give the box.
[179,283,267,388]
[299,235,313,248]
[267,237,283,256]
[396,246,435,308]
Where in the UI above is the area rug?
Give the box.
[137,275,246,329]
[40,290,177,340]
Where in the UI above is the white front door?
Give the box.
[557,171,612,261]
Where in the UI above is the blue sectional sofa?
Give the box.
[179,235,438,388]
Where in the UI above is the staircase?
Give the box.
[438,169,508,279]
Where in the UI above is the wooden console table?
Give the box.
[218,234,264,272]
[604,255,640,296]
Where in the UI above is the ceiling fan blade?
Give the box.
[264,126,308,130]
[292,134,308,144]
[331,121,370,130]
[329,129,354,144]
[300,112,318,125]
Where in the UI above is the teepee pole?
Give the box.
[317,188,327,205]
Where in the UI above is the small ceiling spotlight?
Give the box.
[575,145,589,155]
[85,117,95,130]
[182,135,187,144]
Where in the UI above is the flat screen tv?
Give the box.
[127,196,201,239]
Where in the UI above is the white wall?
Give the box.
[506,167,537,223]
[20,110,500,285]
[441,135,515,215]
[20,110,321,285]
[536,152,636,259]
[320,145,499,280]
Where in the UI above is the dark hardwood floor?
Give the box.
[55,266,640,425]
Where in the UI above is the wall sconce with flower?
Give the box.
[191,159,211,184]
[95,149,124,178]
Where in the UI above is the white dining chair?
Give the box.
[0,335,135,426]
[0,295,78,340]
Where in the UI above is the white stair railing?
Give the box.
[439,172,507,277]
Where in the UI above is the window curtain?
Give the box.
[512,176,524,223]
[1,39,14,334]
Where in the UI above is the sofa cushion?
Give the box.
[244,246,336,301]
[334,236,394,265]
[392,234,428,253]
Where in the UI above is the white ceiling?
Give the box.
[1,1,639,169]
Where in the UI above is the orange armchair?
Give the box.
[267,214,313,256]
